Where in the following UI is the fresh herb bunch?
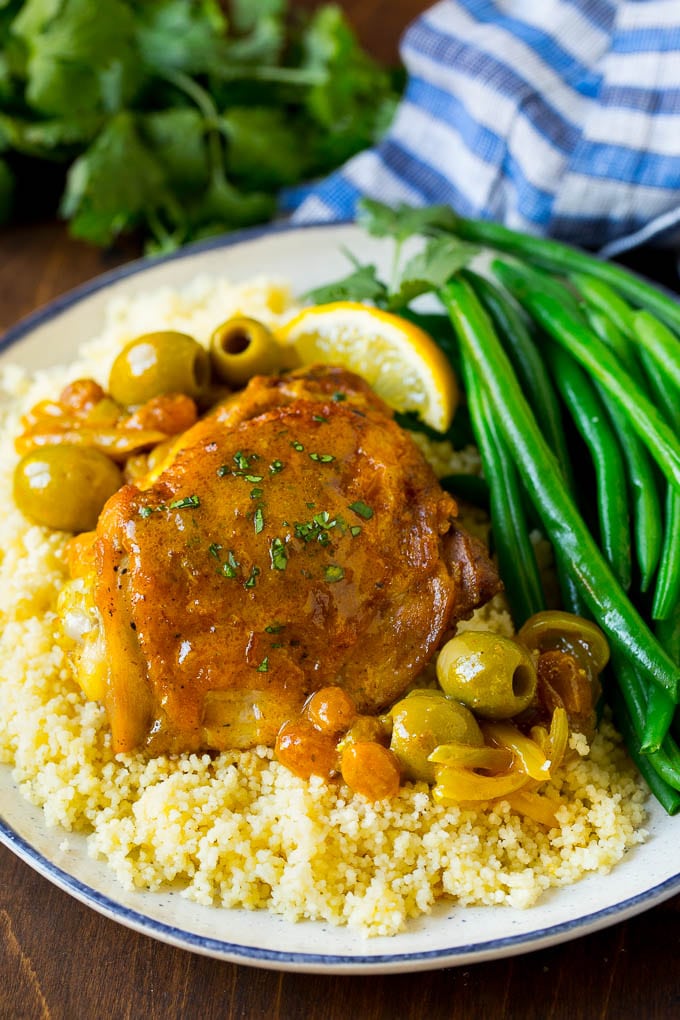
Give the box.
[0,0,400,252]
[310,198,680,813]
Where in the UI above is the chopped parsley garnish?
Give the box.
[324,565,345,583]
[250,487,264,499]
[244,565,260,588]
[312,414,329,423]
[332,392,347,402]
[234,450,257,471]
[169,494,201,510]
[256,657,269,673]
[348,500,373,520]
[269,460,284,474]
[209,543,222,558]
[139,494,200,517]
[265,623,285,634]
[290,440,304,451]
[254,507,264,534]
[306,501,316,509]
[293,510,344,545]
[309,452,335,463]
[269,537,288,571]
[350,525,362,537]
[219,453,261,479]
[220,551,240,578]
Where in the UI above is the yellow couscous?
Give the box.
[0,276,648,937]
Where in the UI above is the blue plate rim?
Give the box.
[1,218,679,971]
[4,810,680,970]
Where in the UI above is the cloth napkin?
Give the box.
[291,0,680,257]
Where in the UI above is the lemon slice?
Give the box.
[276,301,458,432]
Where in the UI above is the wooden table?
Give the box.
[2,3,680,1017]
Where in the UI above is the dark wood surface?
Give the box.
[2,3,680,1018]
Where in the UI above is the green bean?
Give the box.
[610,653,680,786]
[439,275,680,699]
[463,269,574,489]
[657,611,680,662]
[609,681,680,814]
[575,408,658,597]
[640,338,680,621]
[521,266,587,323]
[602,396,662,592]
[554,547,588,617]
[449,215,680,335]
[492,259,680,493]
[581,305,663,589]
[633,311,680,394]
[571,274,635,337]
[642,614,680,752]
[462,358,546,626]
[642,688,675,754]
[652,488,680,620]
[546,344,632,591]
[638,348,680,433]
[583,307,637,375]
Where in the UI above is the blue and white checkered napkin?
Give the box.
[291,0,680,256]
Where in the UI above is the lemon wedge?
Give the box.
[276,301,458,432]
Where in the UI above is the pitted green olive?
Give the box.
[390,690,483,784]
[13,445,122,532]
[436,631,537,719]
[518,610,609,677]
[209,317,283,386]
[109,331,210,406]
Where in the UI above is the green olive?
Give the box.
[518,610,610,677]
[436,631,537,720]
[13,445,123,532]
[209,317,283,387]
[109,331,210,406]
[389,690,483,784]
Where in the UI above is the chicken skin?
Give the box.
[85,366,500,755]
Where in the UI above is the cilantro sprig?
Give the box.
[0,2,400,251]
[306,201,478,312]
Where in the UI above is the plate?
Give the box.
[1,221,679,974]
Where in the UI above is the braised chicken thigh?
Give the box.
[83,366,499,755]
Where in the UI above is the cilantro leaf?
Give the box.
[186,172,275,236]
[304,262,388,306]
[135,0,228,76]
[60,111,167,245]
[0,1,23,103]
[0,1,402,250]
[224,0,285,64]
[140,107,209,195]
[0,110,103,157]
[388,236,479,309]
[228,0,285,34]
[358,199,461,242]
[300,6,396,169]
[222,106,307,188]
[13,0,143,117]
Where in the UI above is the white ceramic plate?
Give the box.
[1,221,679,974]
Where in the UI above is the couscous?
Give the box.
[0,276,648,937]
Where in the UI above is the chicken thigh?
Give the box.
[85,365,499,755]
